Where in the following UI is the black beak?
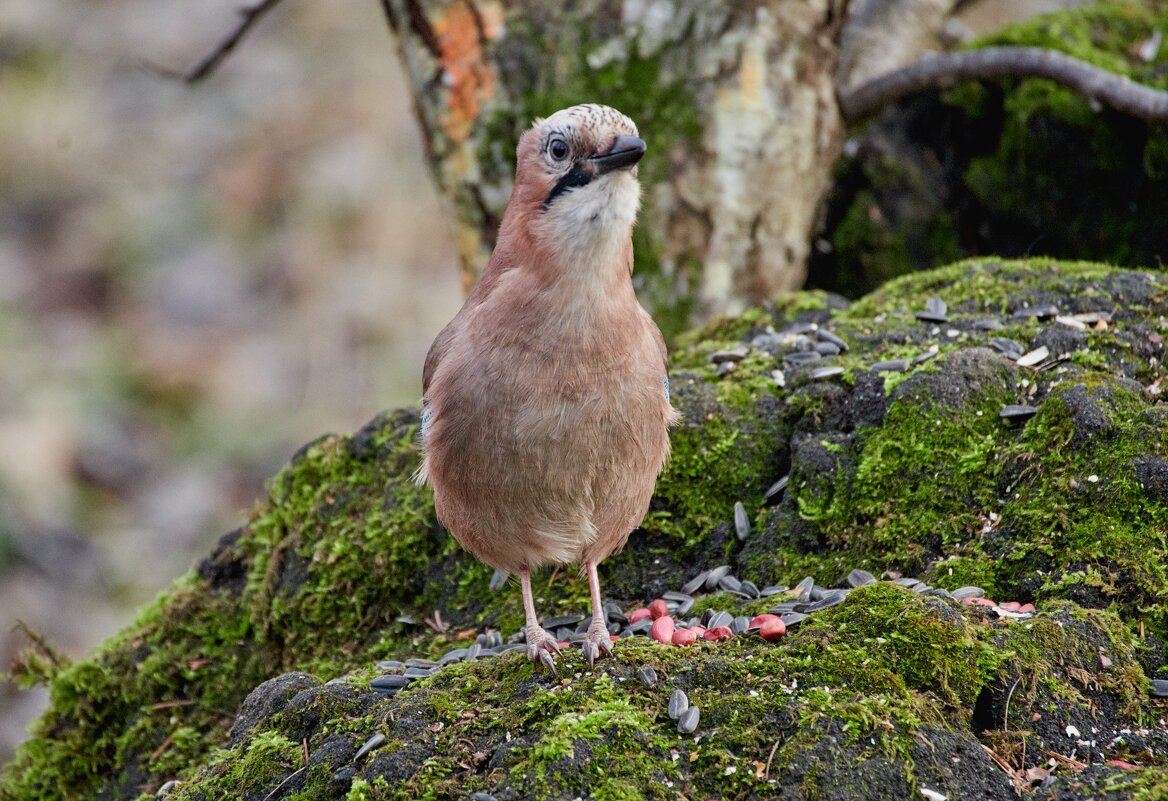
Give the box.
[590,134,646,175]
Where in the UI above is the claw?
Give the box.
[582,640,599,668]
[581,621,615,668]
[525,626,561,674]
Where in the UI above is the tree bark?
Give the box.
[382,0,849,326]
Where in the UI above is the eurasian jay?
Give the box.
[417,104,678,671]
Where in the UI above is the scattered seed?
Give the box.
[156,780,181,798]
[925,587,953,599]
[739,580,761,599]
[734,501,750,541]
[711,346,749,364]
[784,351,822,365]
[870,358,909,372]
[376,659,404,671]
[780,611,809,627]
[708,611,733,629]
[990,337,1024,358]
[542,614,585,630]
[439,648,468,666]
[817,329,849,351]
[489,569,509,592]
[626,618,653,636]
[814,341,841,356]
[911,346,939,365]
[951,586,985,600]
[1013,304,1059,319]
[469,793,497,801]
[973,319,1004,330]
[702,626,733,642]
[915,297,949,323]
[718,575,742,593]
[405,658,438,668]
[749,613,780,629]
[651,616,676,644]
[911,583,931,593]
[765,475,789,501]
[671,628,697,646]
[847,569,876,588]
[1150,679,1168,698]
[663,591,692,603]
[637,665,658,689]
[806,591,847,612]
[892,577,920,587]
[605,601,628,625]
[716,362,736,377]
[404,666,437,678]
[1073,311,1112,323]
[370,675,411,696]
[649,599,669,619]
[810,365,845,380]
[677,705,701,734]
[681,570,711,595]
[792,577,815,601]
[760,585,788,596]
[676,597,695,615]
[1056,315,1088,330]
[668,689,689,719]
[1016,346,1050,368]
[920,788,948,801]
[730,616,751,635]
[704,565,732,591]
[1000,404,1038,424]
[354,733,386,762]
[760,618,787,641]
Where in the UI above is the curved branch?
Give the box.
[181,0,287,83]
[839,45,1168,123]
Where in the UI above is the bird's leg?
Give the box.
[520,567,560,673]
[581,560,615,668]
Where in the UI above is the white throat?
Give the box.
[539,171,641,283]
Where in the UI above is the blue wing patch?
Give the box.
[421,403,432,441]
[663,375,670,402]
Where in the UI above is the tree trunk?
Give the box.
[383,0,850,330]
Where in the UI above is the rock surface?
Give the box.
[2,259,1167,800]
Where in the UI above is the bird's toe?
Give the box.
[582,623,615,667]
[525,626,562,674]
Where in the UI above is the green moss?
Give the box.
[3,259,1166,800]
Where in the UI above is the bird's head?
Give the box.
[508,104,645,269]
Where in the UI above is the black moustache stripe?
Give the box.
[541,161,592,210]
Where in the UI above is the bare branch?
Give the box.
[839,45,1168,123]
[181,0,288,83]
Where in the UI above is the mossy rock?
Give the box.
[3,259,1168,800]
[814,0,1168,296]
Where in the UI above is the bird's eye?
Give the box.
[548,138,569,161]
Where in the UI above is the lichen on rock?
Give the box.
[2,258,1167,800]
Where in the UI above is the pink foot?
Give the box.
[526,625,562,674]
[581,621,614,668]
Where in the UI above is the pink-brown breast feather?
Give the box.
[420,267,674,572]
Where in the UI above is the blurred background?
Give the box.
[0,0,1089,762]
[0,0,461,756]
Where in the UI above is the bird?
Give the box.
[416,103,679,671]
